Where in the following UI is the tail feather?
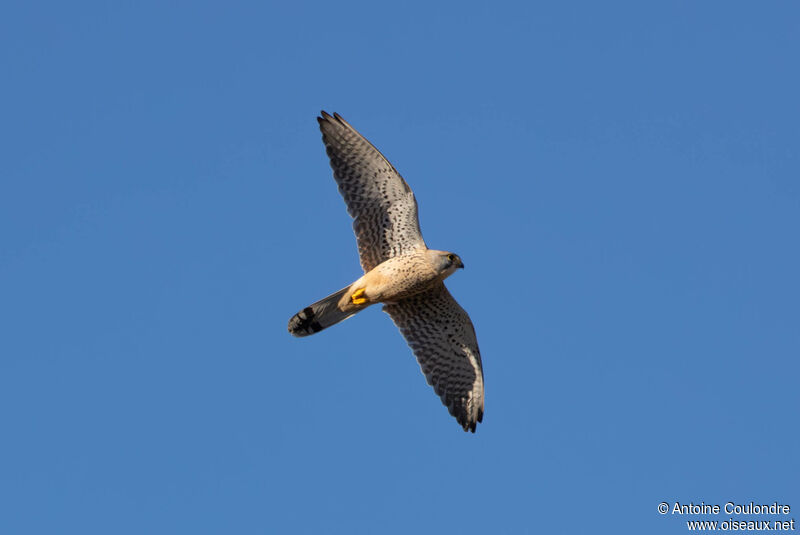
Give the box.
[288,286,358,337]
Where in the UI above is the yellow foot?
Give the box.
[351,287,367,305]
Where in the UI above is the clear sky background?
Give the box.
[2,1,798,534]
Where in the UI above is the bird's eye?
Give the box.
[447,254,455,262]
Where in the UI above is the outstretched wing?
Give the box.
[318,111,426,272]
[383,283,484,432]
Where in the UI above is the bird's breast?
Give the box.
[364,254,439,302]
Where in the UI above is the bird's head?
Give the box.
[428,250,464,278]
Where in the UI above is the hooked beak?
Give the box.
[458,260,465,269]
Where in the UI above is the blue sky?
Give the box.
[2,1,798,533]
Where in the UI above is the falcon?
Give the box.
[288,112,484,432]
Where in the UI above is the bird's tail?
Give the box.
[288,286,360,337]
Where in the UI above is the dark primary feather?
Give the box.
[317,111,426,272]
[384,283,485,432]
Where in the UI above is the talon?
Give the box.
[351,287,367,305]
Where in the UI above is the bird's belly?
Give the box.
[365,256,439,302]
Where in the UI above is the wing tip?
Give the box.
[454,401,483,433]
[460,417,478,433]
[468,407,484,433]
[318,110,348,127]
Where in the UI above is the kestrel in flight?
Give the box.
[288,112,484,432]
